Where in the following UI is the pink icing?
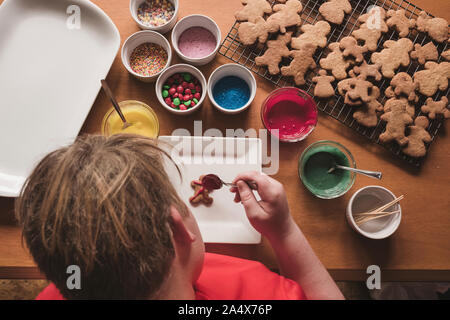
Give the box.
[178,27,217,58]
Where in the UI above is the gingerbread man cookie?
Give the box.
[410,42,438,65]
[266,0,303,33]
[255,32,292,75]
[238,16,270,45]
[339,36,368,63]
[385,72,418,102]
[416,11,449,43]
[312,70,335,98]
[349,61,382,82]
[352,6,388,52]
[189,176,213,206]
[337,77,374,106]
[319,0,352,25]
[420,96,450,119]
[403,116,432,158]
[235,0,272,23]
[281,44,317,86]
[386,9,416,38]
[413,61,450,96]
[371,38,413,78]
[379,98,414,146]
[290,21,331,50]
[319,42,354,80]
[353,87,383,127]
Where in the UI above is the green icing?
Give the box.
[301,145,351,198]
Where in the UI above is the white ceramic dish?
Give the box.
[171,14,221,66]
[346,186,402,239]
[129,0,179,34]
[159,136,262,244]
[121,30,172,82]
[0,0,120,197]
[208,64,257,114]
[155,64,207,115]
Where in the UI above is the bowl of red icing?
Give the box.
[171,14,221,66]
[261,87,318,142]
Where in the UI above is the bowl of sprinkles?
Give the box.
[207,64,256,114]
[130,0,178,34]
[171,14,221,66]
[121,30,172,82]
[156,64,207,115]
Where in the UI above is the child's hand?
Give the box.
[230,171,295,240]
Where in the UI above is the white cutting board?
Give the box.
[160,136,262,244]
[0,0,120,197]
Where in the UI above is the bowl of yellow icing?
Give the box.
[101,100,159,138]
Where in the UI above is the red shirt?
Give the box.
[36,253,306,300]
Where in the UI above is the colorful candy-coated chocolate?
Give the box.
[173,98,181,106]
[162,72,202,110]
[194,92,201,100]
[177,85,184,93]
[169,87,176,95]
[193,98,199,104]
[162,90,169,98]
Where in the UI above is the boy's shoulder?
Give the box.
[195,253,306,300]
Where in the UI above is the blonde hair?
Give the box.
[16,134,186,299]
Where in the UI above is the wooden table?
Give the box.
[1,0,449,281]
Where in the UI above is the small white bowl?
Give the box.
[121,30,172,83]
[207,64,257,114]
[346,186,402,240]
[171,14,221,66]
[130,0,179,34]
[155,64,207,115]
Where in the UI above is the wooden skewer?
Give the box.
[356,210,401,226]
[353,195,404,226]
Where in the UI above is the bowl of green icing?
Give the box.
[299,140,356,199]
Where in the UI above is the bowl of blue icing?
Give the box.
[207,64,256,114]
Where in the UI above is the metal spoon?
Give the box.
[202,174,258,191]
[101,79,132,130]
[327,163,382,180]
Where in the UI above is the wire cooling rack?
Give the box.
[219,0,449,167]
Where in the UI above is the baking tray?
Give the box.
[219,0,450,168]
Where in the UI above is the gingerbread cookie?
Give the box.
[319,42,354,80]
[235,0,272,23]
[379,98,414,146]
[410,42,438,65]
[386,9,416,38]
[189,176,213,205]
[319,0,352,25]
[385,72,418,102]
[290,21,331,50]
[353,87,383,127]
[443,49,450,61]
[238,17,269,45]
[337,77,374,106]
[371,38,413,78]
[255,32,292,75]
[403,116,432,158]
[266,0,302,33]
[312,70,335,98]
[420,96,450,119]
[339,36,368,63]
[416,11,449,43]
[280,44,317,86]
[349,61,382,82]
[413,61,450,96]
[352,6,388,52]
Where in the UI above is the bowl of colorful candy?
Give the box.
[207,64,256,114]
[156,64,206,115]
[121,30,172,82]
[130,0,179,34]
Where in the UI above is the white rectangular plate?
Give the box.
[159,136,262,244]
[0,0,120,197]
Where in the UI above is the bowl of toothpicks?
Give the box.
[346,186,403,239]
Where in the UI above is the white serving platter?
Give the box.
[159,136,262,244]
[0,0,120,197]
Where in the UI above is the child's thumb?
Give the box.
[237,181,260,217]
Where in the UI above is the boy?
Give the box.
[16,134,343,300]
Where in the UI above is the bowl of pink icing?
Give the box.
[171,14,221,66]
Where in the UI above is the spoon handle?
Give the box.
[335,165,382,180]
[101,80,127,124]
[225,181,258,190]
